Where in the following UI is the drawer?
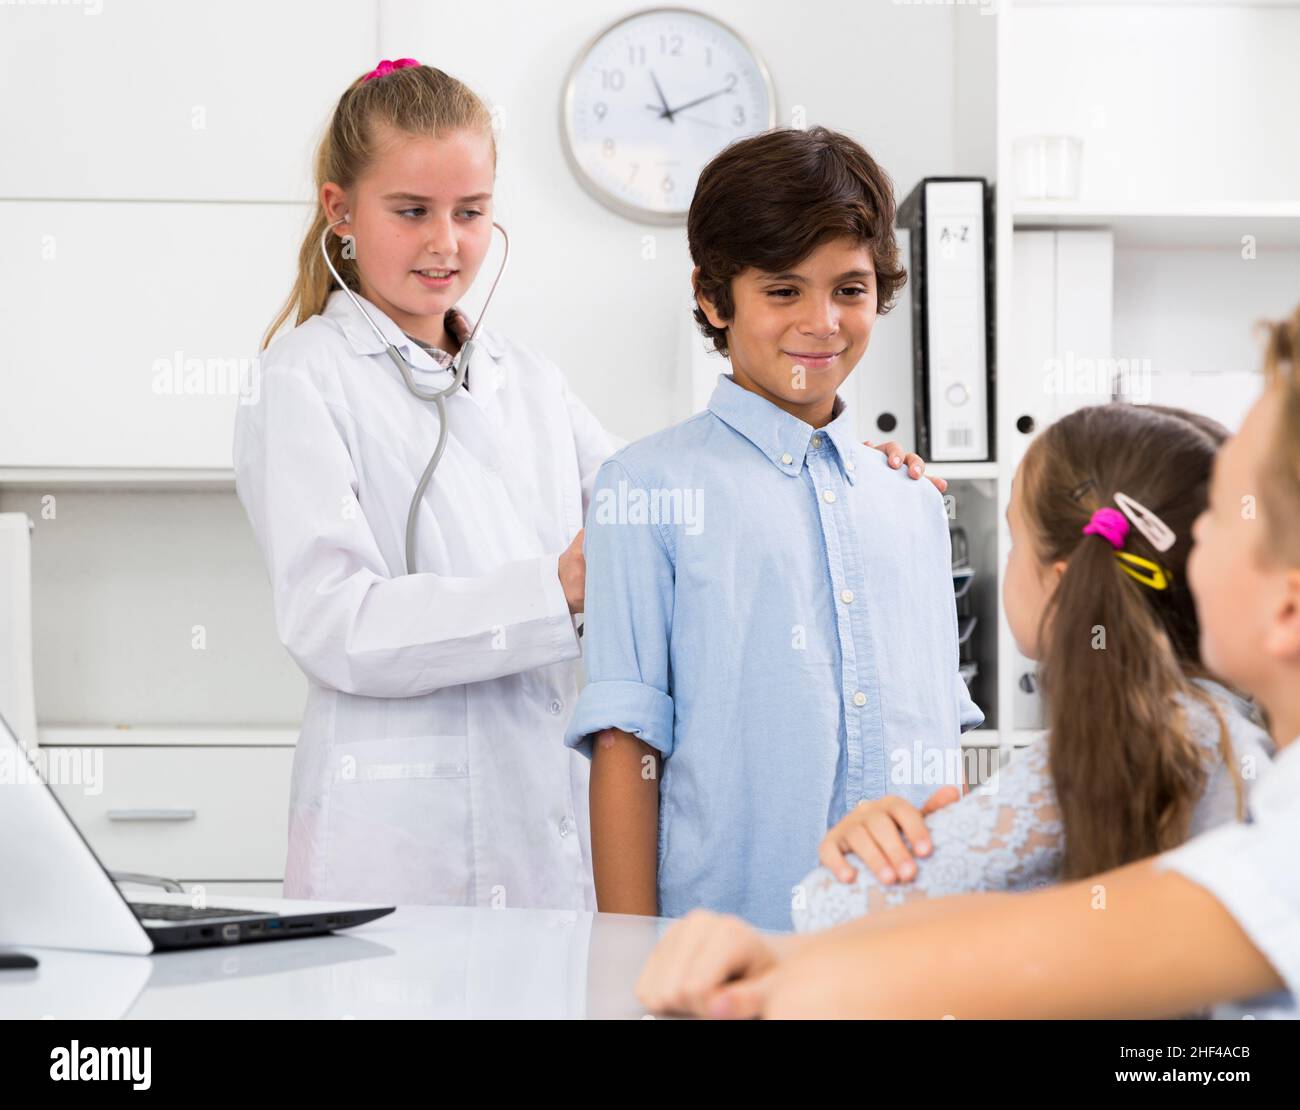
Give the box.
[49,746,293,881]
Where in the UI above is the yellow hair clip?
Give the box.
[1115,552,1170,590]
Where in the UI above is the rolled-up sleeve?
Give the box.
[563,457,676,759]
[957,670,985,733]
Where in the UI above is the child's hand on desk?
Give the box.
[636,910,802,1019]
[819,787,960,885]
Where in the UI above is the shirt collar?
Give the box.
[323,288,503,366]
[706,373,859,481]
[403,308,475,370]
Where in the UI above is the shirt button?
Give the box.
[822,489,837,504]
[852,691,867,707]
[840,589,855,604]
[781,452,793,465]
[548,698,563,715]
[558,816,574,838]
[845,460,856,472]
[811,434,824,448]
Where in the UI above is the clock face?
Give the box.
[561,8,776,223]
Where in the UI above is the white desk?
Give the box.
[1,901,672,1019]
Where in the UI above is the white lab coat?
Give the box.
[234,289,621,911]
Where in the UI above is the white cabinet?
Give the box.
[49,743,294,883]
[987,0,1300,742]
[0,0,377,472]
[0,201,307,469]
[0,0,376,202]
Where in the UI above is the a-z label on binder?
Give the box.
[899,178,994,462]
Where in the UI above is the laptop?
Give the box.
[0,711,394,954]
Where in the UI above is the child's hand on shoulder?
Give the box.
[863,439,948,493]
[819,786,961,885]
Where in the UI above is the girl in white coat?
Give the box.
[236,59,938,911]
[237,60,611,911]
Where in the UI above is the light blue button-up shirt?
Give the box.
[564,374,983,930]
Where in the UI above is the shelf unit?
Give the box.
[977,0,1300,746]
[1011,202,1300,248]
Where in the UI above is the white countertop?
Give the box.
[1,901,675,1019]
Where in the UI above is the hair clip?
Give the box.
[1113,491,1176,553]
[1069,478,1097,503]
[1081,506,1129,550]
[1115,552,1171,591]
[362,58,420,82]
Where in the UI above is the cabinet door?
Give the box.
[1,200,306,468]
[0,0,375,202]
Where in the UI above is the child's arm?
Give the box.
[767,859,1283,1019]
[794,739,1063,931]
[562,457,677,911]
[642,785,1296,1019]
[590,727,661,915]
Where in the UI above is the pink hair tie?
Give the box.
[1082,507,1130,550]
[362,57,420,82]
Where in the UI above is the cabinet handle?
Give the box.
[107,808,196,822]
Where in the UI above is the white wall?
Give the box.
[0,0,988,727]
[380,0,982,442]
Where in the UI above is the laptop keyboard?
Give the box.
[131,902,268,922]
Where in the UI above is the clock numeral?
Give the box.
[627,163,639,185]
[705,46,712,67]
[593,102,608,120]
[659,34,682,56]
[603,138,616,159]
[601,68,625,91]
[661,174,675,195]
[628,44,645,66]
[723,72,738,92]
[732,105,746,127]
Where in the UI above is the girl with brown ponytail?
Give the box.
[788,402,1271,929]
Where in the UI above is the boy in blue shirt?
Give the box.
[564,126,983,931]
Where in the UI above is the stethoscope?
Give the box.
[320,215,510,575]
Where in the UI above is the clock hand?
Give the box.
[662,85,733,117]
[674,112,725,130]
[649,69,675,123]
[644,104,725,130]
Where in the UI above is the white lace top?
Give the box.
[791,679,1274,933]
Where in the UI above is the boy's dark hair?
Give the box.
[687,126,906,357]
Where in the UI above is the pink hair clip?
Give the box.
[1082,506,1130,550]
[362,57,420,82]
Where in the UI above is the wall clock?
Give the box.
[561,7,777,224]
